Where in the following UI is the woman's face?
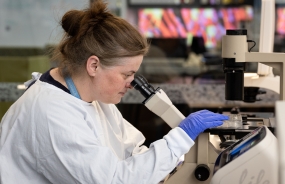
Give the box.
[92,55,143,104]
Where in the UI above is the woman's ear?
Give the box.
[86,55,99,77]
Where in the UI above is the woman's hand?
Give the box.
[178,110,229,141]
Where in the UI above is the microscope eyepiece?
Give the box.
[131,75,155,99]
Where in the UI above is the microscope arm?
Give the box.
[244,74,280,94]
[245,52,285,99]
[130,75,185,128]
[222,32,285,100]
[144,88,185,128]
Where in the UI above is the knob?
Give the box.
[194,164,210,181]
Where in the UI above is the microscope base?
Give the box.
[163,163,215,184]
[164,133,219,184]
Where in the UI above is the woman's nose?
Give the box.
[126,83,133,89]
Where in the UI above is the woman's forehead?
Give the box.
[103,55,143,68]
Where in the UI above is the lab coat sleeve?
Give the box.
[36,98,194,184]
[109,103,191,158]
[113,128,193,184]
[107,104,149,156]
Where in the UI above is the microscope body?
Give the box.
[221,29,283,183]
[144,89,218,184]
[222,30,247,101]
[163,133,218,184]
[210,125,278,184]
[143,88,185,128]
[222,29,285,100]
[131,76,220,184]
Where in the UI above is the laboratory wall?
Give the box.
[0,0,282,145]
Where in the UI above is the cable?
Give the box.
[247,40,256,52]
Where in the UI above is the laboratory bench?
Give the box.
[0,82,278,146]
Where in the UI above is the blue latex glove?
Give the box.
[178,110,229,141]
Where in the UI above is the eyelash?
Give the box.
[125,74,132,77]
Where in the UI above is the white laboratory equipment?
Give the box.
[221,29,285,100]
[210,125,278,184]
[131,75,222,183]
[275,101,285,183]
[131,75,185,128]
[130,0,283,183]
[244,0,280,96]
[216,0,284,182]
[131,75,276,184]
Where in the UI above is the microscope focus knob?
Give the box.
[194,164,210,181]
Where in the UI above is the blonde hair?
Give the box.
[52,0,149,77]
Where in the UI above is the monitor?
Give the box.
[276,6,285,35]
[137,6,253,49]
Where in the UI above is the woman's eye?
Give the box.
[125,74,131,77]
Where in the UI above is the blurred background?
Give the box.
[0,0,284,146]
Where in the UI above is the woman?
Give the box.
[0,1,228,183]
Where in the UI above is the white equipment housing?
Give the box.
[210,126,278,184]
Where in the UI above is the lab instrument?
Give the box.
[221,29,285,100]
[275,101,285,183]
[131,75,185,128]
[131,75,219,183]
[131,75,275,184]
[210,125,278,184]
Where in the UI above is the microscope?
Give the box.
[131,1,284,182]
[131,75,184,129]
[131,75,229,184]
[210,0,285,182]
[208,26,281,183]
[210,14,285,182]
[131,73,277,184]
[131,36,282,183]
[221,29,285,101]
[131,32,283,184]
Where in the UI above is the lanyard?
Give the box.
[64,76,81,99]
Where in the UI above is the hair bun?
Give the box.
[61,10,84,37]
[61,0,112,38]
[80,0,111,29]
[89,0,109,20]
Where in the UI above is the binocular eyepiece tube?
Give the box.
[130,75,155,99]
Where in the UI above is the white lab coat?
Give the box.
[0,79,194,184]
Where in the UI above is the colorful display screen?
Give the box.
[277,7,285,35]
[138,6,253,48]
